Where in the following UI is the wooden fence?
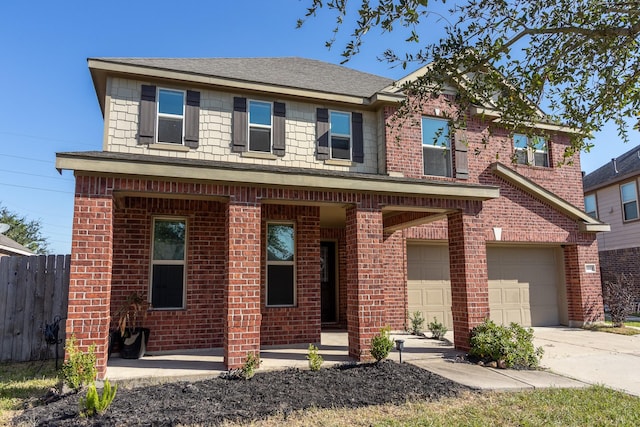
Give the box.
[0,255,70,362]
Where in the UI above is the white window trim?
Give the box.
[248,100,273,153]
[156,88,186,145]
[265,221,296,308]
[421,116,452,177]
[620,181,639,222]
[584,194,598,219]
[150,216,187,310]
[514,134,549,167]
[329,110,352,161]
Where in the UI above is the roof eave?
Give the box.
[491,162,609,233]
[56,152,500,201]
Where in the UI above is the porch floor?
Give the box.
[106,330,459,384]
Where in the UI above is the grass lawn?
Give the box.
[586,324,640,335]
[0,360,58,426]
[230,386,640,427]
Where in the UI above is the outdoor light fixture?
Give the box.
[395,339,405,363]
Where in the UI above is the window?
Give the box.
[584,194,598,219]
[157,89,185,144]
[266,223,295,306]
[330,111,351,160]
[249,100,272,152]
[514,134,549,167]
[422,117,452,177]
[151,218,186,309]
[621,181,639,221]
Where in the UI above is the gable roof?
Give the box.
[583,144,640,192]
[0,234,34,256]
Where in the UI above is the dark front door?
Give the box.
[321,241,337,323]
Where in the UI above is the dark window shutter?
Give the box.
[184,90,200,149]
[272,102,286,157]
[139,85,156,145]
[316,108,329,160]
[232,97,248,152]
[351,112,364,163]
[454,131,469,179]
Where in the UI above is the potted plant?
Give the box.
[113,291,150,359]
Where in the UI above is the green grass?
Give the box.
[594,322,640,335]
[624,320,640,327]
[230,386,640,427]
[0,360,58,425]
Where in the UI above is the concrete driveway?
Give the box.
[534,326,640,396]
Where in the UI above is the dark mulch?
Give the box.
[14,361,469,427]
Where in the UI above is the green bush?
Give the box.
[469,319,544,369]
[428,317,448,340]
[241,352,260,380]
[80,379,117,417]
[60,336,97,392]
[307,344,324,371]
[409,311,425,335]
[370,326,395,362]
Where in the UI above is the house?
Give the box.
[583,144,640,299]
[0,233,34,257]
[56,57,608,379]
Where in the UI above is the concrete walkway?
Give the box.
[107,329,588,393]
[533,326,640,397]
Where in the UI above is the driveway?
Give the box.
[534,326,640,396]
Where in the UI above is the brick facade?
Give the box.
[599,247,640,300]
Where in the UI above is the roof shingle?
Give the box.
[583,144,640,191]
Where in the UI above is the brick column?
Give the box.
[448,209,489,350]
[564,240,605,326]
[383,231,407,330]
[66,176,113,379]
[224,195,262,368]
[345,203,385,360]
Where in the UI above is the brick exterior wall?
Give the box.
[563,243,605,325]
[599,247,640,300]
[383,231,407,330]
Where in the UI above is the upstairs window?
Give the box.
[621,181,639,221]
[266,223,295,307]
[584,194,598,219]
[157,89,185,144]
[151,218,187,309]
[249,100,272,152]
[330,111,352,160]
[514,134,549,167]
[422,117,452,177]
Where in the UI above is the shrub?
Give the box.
[469,319,544,369]
[604,274,635,327]
[428,317,448,340]
[80,380,117,417]
[307,344,324,371]
[60,336,97,392]
[241,352,260,380]
[408,311,425,335]
[370,326,395,362]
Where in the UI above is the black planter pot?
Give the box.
[120,328,150,359]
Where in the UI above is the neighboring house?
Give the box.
[0,234,34,257]
[583,144,640,299]
[56,57,608,379]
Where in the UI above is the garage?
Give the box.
[407,243,453,329]
[407,244,567,329]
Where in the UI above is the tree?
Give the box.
[299,0,640,160]
[0,204,49,254]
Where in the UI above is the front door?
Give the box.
[320,241,337,323]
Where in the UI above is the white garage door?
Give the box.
[407,244,566,329]
[407,244,452,329]
[487,246,565,327]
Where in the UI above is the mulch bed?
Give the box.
[14,360,469,426]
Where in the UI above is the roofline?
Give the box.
[88,59,403,116]
[0,244,33,256]
[491,162,610,233]
[56,152,500,201]
[584,170,640,193]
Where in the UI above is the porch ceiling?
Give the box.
[56,151,501,201]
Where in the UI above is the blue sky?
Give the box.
[0,1,634,254]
